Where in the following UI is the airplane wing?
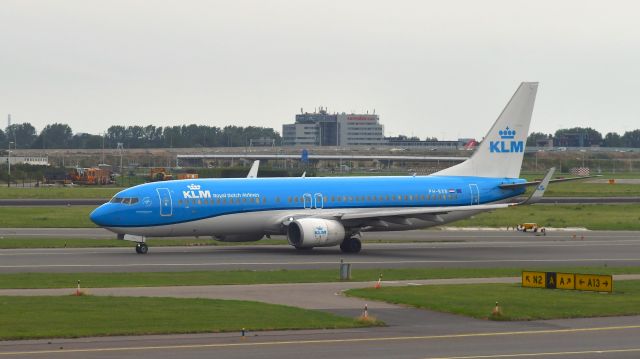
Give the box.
[278,168,556,227]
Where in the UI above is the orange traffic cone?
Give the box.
[374,274,383,289]
[492,302,502,317]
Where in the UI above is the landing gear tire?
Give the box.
[340,237,362,254]
[135,243,148,254]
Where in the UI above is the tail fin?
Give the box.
[434,82,538,178]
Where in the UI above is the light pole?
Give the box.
[7,141,14,187]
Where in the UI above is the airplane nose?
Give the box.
[90,206,107,226]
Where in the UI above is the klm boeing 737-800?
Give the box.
[90,82,582,254]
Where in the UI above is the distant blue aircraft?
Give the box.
[90,83,580,254]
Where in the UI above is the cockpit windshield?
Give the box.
[109,197,139,205]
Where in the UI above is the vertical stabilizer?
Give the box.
[434,82,538,178]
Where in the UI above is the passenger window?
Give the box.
[242,198,247,203]
[276,197,281,203]
[294,197,298,203]
[336,196,342,202]
[262,197,267,203]
[288,197,292,203]
[178,200,183,205]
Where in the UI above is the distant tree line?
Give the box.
[527,127,640,148]
[0,123,282,150]
[2,123,640,150]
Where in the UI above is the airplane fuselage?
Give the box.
[90,175,526,238]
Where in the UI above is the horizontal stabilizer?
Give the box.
[499,174,602,189]
[519,167,555,205]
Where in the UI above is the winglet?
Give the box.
[247,160,260,178]
[519,167,555,205]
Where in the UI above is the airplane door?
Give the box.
[314,193,324,209]
[157,188,173,216]
[303,193,313,209]
[469,184,480,205]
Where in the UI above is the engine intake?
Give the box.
[287,218,346,248]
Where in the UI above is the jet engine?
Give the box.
[287,218,346,248]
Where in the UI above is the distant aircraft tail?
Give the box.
[434,82,538,179]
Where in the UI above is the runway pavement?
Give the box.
[0,229,638,273]
[2,230,640,358]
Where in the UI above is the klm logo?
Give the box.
[489,126,523,153]
[183,184,212,199]
[313,226,328,240]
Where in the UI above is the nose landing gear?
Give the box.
[119,234,149,254]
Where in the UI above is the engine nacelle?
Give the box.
[287,218,346,248]
[213,233,264,242]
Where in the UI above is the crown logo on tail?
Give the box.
[499,126,516,139]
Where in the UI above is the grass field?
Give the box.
[0,187,120,199]
[0,296,374,340]
[451,204,640,230]
[0,266,637,289]
[346,280,640,321]
[2,204,639,230]
[0,206,96,227]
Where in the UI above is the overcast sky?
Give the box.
[1,0,639,140]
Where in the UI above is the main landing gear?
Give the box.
[135,242,148,254]
[340,237,362,254]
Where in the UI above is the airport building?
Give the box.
[1,156,49,166]
[283,108,385,147]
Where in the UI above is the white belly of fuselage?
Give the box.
[103,207,485,238]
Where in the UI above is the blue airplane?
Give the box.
[90,82,577,254]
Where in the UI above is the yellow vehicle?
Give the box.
[149,167,174,181]
[518,223,545,234]
[520,223,538,231]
